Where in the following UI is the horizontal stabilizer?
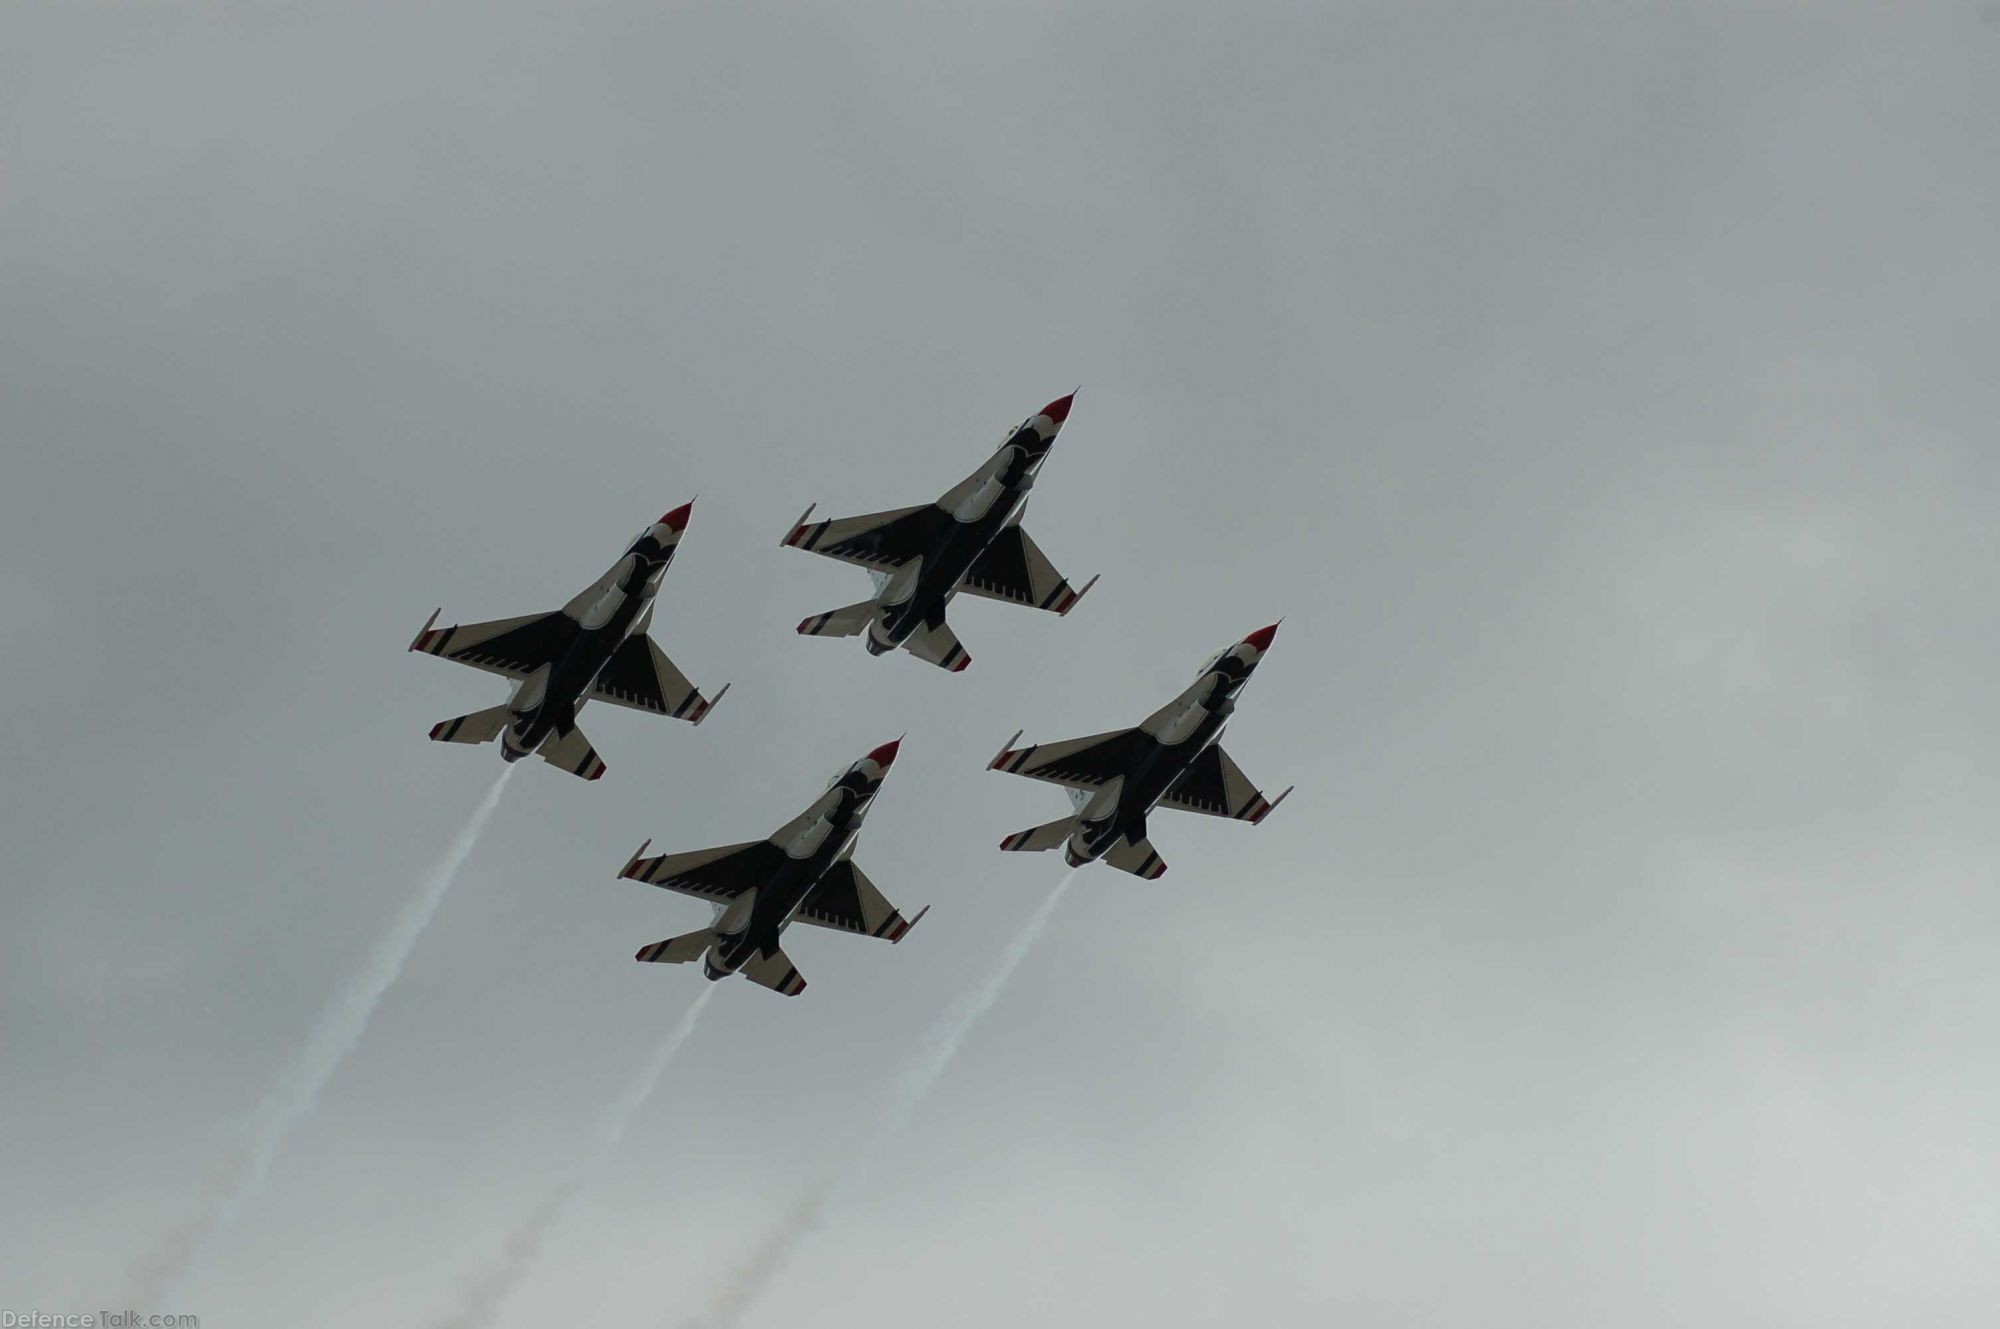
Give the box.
[902,617,970,672]
[635,929,715,965]
[1103,835,1168,880]
[428,704,513,746]
[797,600,877,639]
[740,946,807,997]
[999,817,1076,853]
[537,724,606,781]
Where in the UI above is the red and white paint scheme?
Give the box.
[782,393,1097,672]
[989,623,1292,879]
[409,503,728,781]
[619,740,928,997]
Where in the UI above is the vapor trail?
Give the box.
[686,869,1078,1329]
[431,985,718,1329]
[122,766,515,1309]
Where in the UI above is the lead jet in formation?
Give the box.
[780,394,1097,672]
[617,740,928,996]
[987,624,1293,879]
[408,504,728,780]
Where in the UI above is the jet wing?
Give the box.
[619,839,785,905]
[959,526,1097,616]
[988,728,1146,790]
[587,635,729,724]
[781,503,949,572]
[1159,744,1294,823]
[792,860,928,943]
[408,609,576,680]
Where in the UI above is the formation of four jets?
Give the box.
[409,394,1291,996]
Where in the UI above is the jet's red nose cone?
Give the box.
[865,738,902,769]
[659,501,694,532]
[1244,622,1280,651]
[1040,392,1075,425]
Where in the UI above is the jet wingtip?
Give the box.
[988,730,1025,769]
[781,502,818,547]
[691,682,730,725]
[408,607,442,652]
[1057,574,1100,617]
[619,839,653,878]
[893,904,931,944]
[1253,787,1295,824]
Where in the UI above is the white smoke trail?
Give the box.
[431,984,718,1329]
[685,869,1079,1329]
[122,766,515,1309]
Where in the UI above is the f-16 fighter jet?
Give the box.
[617,740,928,997]
[987,624,1293,879]
[407,504,728,780]
[780,394,1098,672]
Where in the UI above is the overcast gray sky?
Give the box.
[5,3,1999,1325]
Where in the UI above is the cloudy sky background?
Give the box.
[5,3,1998,1324]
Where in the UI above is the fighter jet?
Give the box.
[780,394,1097,671]
[616,740,928,996]
[407,503,728,780]
[987,624,1293,878]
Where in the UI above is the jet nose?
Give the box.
[864,738,902,771]
[658,500,694,534]
[1038,391,1076,428]
[1243,622,1280,653]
